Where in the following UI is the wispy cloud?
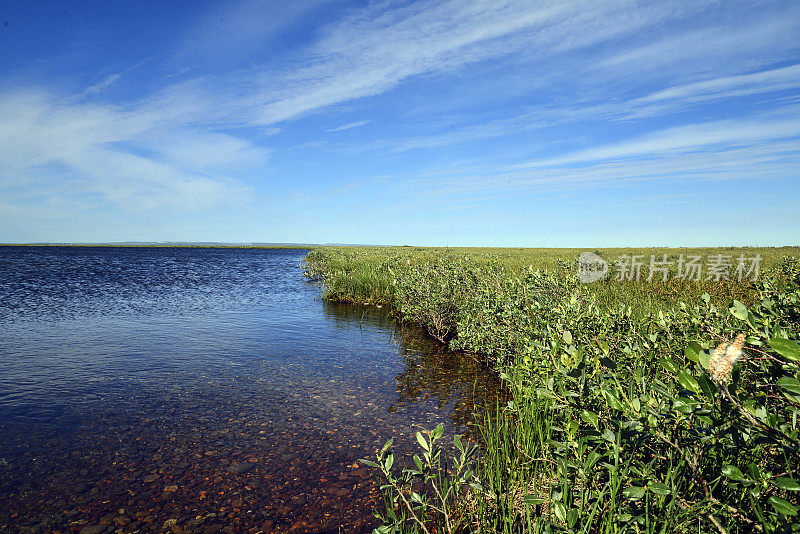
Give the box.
[512,115,800,170]
[175,0,331,66]
[251,2,798,155]
[638,64,800,105]
[597,7,800,75]
[82,73,122,95]
[388,110,800,199]
[367,61,800,154]
[326,120,370,133]
[250,0,708,125]
[2,0,799,243]
[0,88,260,212]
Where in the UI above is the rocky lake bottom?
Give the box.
[0,247,500,533]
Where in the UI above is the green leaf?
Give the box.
[697,374,717,400]
[697,349,709,369]
[524,495,546,505]
[659,357,678,374]
[684,342,702,363]
[360,459,380,468]
[623,486,646,500]
[731,300,749,320]
[773,477,800,492]
[777,377,800,395]
[380,438,394,456]
[432,424,444,441]
[562,330,573,345]
[384,453,394,471]
[580,409,598,429]
[413,455,423,472]
[602,389,624,411]
[677,370,701,394]
[672,397,700,414]
[416,432,429,451]
[554,501,566,522]
[567,508,578,528]
[768,496,798,516]
[586,451,602,470]
[769,338,800,362]
[410,492,424,504]
[722,465,745,481]
[648,481,671,496]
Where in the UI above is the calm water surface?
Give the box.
[0,247,499,533]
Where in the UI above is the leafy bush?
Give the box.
[309,249,800,532]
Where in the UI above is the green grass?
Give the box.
[305,245,798,317]
[306,246,800,533]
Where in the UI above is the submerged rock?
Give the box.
[227,462,254,474]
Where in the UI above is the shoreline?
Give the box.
[306,246,800,532]
[0,243,316,249]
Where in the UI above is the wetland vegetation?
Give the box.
[304,246,800,533]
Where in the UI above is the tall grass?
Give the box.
[307,247,800,533]
[305,246,796,317]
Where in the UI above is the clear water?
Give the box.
[0,246,499,533]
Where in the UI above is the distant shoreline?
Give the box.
[0,243,317,249]
[2,243,797,249]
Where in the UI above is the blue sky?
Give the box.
[1,0,799,246]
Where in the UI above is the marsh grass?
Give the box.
[307,247,800,533]
[305,246,796,316]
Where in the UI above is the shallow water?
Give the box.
[0,246,499,533]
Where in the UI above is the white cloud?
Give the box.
[175,0,332,65]
[638,64,800,105]
[379,110,800,200]
[326,120,370,133]
[597,7,800,75]
[512,115,800,169]
[0,88,261,212]
[250,0,710,125]
[82,73,122,95]
[4,0,800,234]
[371,61,800,153]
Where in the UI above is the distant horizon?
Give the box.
[2,242,798,249]
[1,1,799,245]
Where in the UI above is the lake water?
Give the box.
[0,246,499,533]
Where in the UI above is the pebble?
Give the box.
[0,320,500,534]
[227,462,254,474]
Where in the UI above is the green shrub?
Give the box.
[308,249,800,532]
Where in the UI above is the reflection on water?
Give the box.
[324,302,499,434]
[0,247,500,533]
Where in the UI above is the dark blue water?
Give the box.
[0,246,498,533]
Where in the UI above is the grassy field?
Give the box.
[310,246,797,272]
[305,246,800,533]
[305,246,799,319]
